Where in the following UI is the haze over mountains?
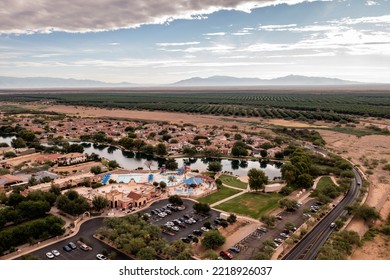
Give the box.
[0,75,362,89]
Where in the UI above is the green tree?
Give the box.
[159,181,167,191]
[234,134,242,140]
[108,160,120,169]
[260,150,268,158]
[260,215,276,228]
[193,202,210,214]
[56,190,90,217]
[353,205,380,224]
[201,230,226,249]
[279,198,298,211]
[168,195,183,206]
[202,249,219,260]
[136,246,156,260]
[11,137,26,149]
[141,144,155,155]
[231,141,249,157]
[165,158,178,170]
[208,161,222,172]
[297,173,313,189]
[92,195,109,212]
[247,168,268,192]
[155,143,167,156]
[227,213,237,224]
[90,165,102,175]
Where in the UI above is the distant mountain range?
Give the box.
[170,75,360,87]
[0,75,361,89]
[0,76,135,88]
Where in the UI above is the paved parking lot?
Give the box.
[139,199,221,243]
[235,198,317,259]
[22,199,221,260]
[23,218,130,260]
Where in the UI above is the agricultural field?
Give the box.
[1,89,390,122]
[215,192,282,219]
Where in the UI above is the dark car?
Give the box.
[187,234,195,240]
[63,245,72,252]
[183,214,191,219]
[181,238,191,243]
[68,242,77,250]
[193,230,203,236]
[151,210,157,215]
[219,251,233,260]
[229,247,241,253]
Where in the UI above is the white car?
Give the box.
[158,212,166,218]
[96,254,108,260]
[171,226,180,232]
[51,250,60,257]
[280,233,289,238]
[201,227,209,232]
[46,252,55,259]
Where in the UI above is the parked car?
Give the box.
[165,210,172,215]
[183,214,191,219]
[96,254,108,260]
[181,237,191,243]
[63,245,72,252]
[46,252,55,259]
[200,227,209,232]
[51,250,60,257]
[219,251,233,260]
[258,227,268,233]
[80,244,91,251]
[68,242,77,250]
[274,238,283,244]
[187,234,195,240]
[193,230,203,236]
[276,215,283,220]
[229,247,241,253]
[171,226,180,232]
[280,233,289,238]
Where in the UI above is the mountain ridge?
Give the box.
[0,74,362,89]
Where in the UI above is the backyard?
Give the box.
[215,192,282,219]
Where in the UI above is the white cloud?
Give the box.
[0,0,330,34]
[107,43,120,46]
[203,32,227,36]
[366,0,379,6]
[156,42,200,47]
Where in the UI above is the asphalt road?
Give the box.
[21,199,220,260]
[283,167,362,260]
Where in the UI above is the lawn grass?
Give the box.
[197,186,241,205]
[215,192,282,219]
[219,174,248,189]
[317,176,336,189]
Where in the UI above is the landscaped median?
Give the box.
[215,192,283,219]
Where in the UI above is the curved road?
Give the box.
[283,167,362,260]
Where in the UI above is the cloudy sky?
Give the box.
[1,0,390,84]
